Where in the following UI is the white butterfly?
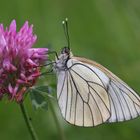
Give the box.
[53,19,140,127]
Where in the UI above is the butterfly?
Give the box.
[53,18,140,127]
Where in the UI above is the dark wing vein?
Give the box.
[112,80,140,107]
[70,69,109,109]
[65,73,69,118]
[58,72,67,100]
[110,82,125,120]
[120,90,133,119]
[69,67,110,125]
[107,93,118,122]
[68,63,106,88]
[113,82,133,119]
[88,82,110,113]
[89,92,103,123]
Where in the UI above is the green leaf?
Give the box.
[33,86,55,99]
[29,88,48,110]
[29,85,55,111]
[35,85,52,94]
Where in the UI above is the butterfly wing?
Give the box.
[57,57,140,127]
[107,78,140,122]
[74,57,140,123]
[57,58,111,127]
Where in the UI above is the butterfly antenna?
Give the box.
[62,18,70,50]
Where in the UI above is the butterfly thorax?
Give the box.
[54,47,73,71]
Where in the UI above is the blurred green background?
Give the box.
[0,0,140,140]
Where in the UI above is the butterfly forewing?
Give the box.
[74,57,140,122]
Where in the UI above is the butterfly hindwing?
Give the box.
[57,58,111,126]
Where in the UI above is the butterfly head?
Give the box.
[61,46,70,55]
[54,47,73,71]
[57,47,71,61]
[60,46,73,58]
[54,18,73,71]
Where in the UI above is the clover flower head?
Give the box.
[0,20,48,102]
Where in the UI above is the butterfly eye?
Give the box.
[61,47,70,54]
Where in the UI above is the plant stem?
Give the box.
[20,102,39,140]
[49,99,66,140]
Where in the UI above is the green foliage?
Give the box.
[29,87,48,110]
[29,86,54,110]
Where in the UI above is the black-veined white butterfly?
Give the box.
[53,18,140,127]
